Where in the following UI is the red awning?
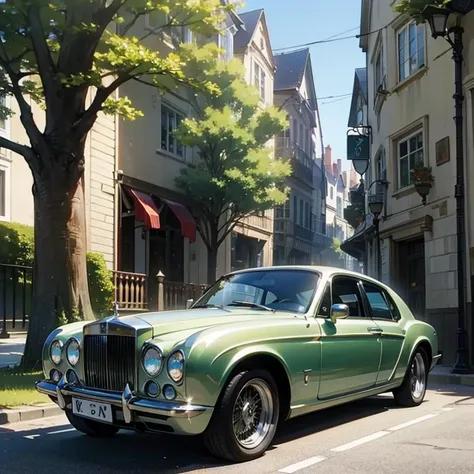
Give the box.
[162,198,197,242]
[126,187,161,230]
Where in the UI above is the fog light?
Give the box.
[66,369,78,385]
[50,369,62,382]
[145,380,160,398]
[163,384,176,400]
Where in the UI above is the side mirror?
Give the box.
[330,303,349,323]
[186,299,194,309]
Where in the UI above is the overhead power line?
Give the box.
[273,26,386,52]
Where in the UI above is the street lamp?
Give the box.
[368,192,384,282]
[421,2,473,374]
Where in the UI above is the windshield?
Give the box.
[193,269,320,314]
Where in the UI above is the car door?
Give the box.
[316,275,382,400]
[360,280,406,385]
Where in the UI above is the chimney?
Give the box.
[324,145,332,169]
[332,163,338,176]
[350,165,358,188]
[337,159,342,177]
[342,171,347,186]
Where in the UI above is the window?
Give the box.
[374,148,386,195]
[332,276,366,318]
[254,61,265,101]
[0,161,9,220]
[293,119,298,143]
[0,95,5,131]
[146,10,184,45]
[305,202,310,228]
[219,28,234,61]
[299,198,303,225]
[336,197,343,217]
[362,282,399,321]
[161,105,185,158]
[374,44,385,93]
[293,195,298,221]
[329,186,333,200]
[317,284,332,318]
[398,22,425,82]
[398,130,423,188]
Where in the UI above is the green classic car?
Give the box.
[36,266,440,463]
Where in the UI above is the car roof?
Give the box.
[226,265,386,287]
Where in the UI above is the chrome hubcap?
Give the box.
[232,379,273,449]
[410,353,426,399]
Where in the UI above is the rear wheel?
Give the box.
[204,369,279,463]
[65,410,120,437]
[393,347,428,407]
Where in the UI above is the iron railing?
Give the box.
[0,263,33,338]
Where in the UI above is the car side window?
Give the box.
[332,277,366,318]
[317,285,332,318]
[362,282,397,321]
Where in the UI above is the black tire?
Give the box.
[393,347,428,407]
[65,410,120,437]
[204,369,280,463]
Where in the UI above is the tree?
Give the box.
[174,58,291,283]
[394,0,450,18]
[0,0,234,370]
[321,238,345,268]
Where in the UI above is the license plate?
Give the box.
[72,397,113,423]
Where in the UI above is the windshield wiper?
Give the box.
[227,301,275,312]
[192,303,226,310]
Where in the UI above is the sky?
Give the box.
[240,0,365,172]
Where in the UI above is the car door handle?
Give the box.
[368,327,383,335]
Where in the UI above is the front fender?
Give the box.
[184,344,292,407]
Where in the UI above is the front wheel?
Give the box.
[65,410,120,437]
[393,348,428,407]
[204,369,280,463]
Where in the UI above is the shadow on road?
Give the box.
[0,394,411,472]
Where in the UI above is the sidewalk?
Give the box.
[0,333,27,369]
[429,365,474,387]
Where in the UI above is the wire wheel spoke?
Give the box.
[232,378,273,449]
[410,353,426,399]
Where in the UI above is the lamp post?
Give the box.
[367,179,387,282]
[421,2,473,373]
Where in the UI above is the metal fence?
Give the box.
[0,263,33,338]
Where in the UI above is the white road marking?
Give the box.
[387,413,440,432]
[23,435,41,440]
[331,430,390,452]
[441,407,455,412]
[47,428,76,435]
[278,456,327,473]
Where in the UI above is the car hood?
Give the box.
[132,307,289,339]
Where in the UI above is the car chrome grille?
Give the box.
[83,335,136,392]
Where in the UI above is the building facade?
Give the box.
[272,48,331,265]
[343,0,474,366]
[231,9,276,271]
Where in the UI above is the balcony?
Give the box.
[274,215,332,251]
[275,137,314,188]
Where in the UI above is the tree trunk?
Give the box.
[21,170,94,371]
[207,245,218,284]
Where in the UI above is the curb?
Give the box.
[429,373,474,387]
[0,403,62,425]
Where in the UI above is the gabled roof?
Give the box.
[347,67,368,128]
[234,9,263,50]
[274,48,309,91]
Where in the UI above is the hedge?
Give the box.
[0,222,115,319]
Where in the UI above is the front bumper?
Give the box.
[36,377,213,435]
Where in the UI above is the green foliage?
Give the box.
[394,0,450,19]
[322,238,346,268]
[86,252,115,319]
[0,1,235,124]
[174,56,291,259]
[0,223,114,318]
[0,222,34,266]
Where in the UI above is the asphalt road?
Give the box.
[0,337,25,369]
[1,382,473,474]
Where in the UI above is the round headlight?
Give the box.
[66,338,80,366]
[50,340,63,365]
[167,351,184,383]
[142,345,163,377]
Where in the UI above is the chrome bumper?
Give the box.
[36,376,211,424]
